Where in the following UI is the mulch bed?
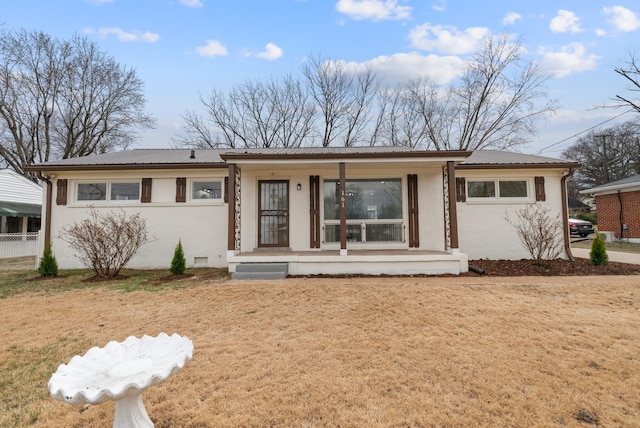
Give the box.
[466,258,640,276]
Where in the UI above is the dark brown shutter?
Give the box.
[455,177,466,202]
[535,176,546,201]
[56,179,68,205]
[176,177,186,203]
[224,177,229,203]
[141,178,152,203]
[407,174,420,247]
[309,175,320,248]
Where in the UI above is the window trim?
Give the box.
[74,180,141,203]
[465,178,531,202]
[188,179,224,203]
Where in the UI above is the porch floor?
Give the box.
[228,249,468,276]
[236,249,449,257]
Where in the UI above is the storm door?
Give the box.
[258,180,289,247]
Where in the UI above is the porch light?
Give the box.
[297,183,302,191]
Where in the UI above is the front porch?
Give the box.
[228,249,469,277]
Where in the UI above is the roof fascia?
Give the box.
[457,162,581,170]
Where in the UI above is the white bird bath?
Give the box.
[48,333,193,428]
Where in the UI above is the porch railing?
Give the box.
[0,232,39,270]
[323,221,405,243]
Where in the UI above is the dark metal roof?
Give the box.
[568,196,591,210]
[25,149,228,171]
[25,147,578,171]
[459,150,581,169]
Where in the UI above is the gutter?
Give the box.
[561,168,575,261]
[35,171,53,249]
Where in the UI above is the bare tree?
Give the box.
[394,34,556,150]
[181,37,551,151]
[615,53,640,113]
[177,75,316,149]
[372,83,429,148]
[562,120,640,192]
[0,30,154,180]
[302,56,379,147]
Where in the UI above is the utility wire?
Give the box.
[536,108,634,155]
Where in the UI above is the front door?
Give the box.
[258,180,289,247]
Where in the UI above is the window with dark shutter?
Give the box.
[141,178,152,203]
[56,179,68,205]
[224,177,229,203]
[535,176,546,201]
[176,177,186,203]
[456,177,466,202]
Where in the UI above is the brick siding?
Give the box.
[595,190,640,239]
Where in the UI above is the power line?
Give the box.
[536,109,634,155]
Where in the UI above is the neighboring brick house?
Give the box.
[581,175,640,242]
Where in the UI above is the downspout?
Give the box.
[35,171,53,249]
[617,190,624,240]
[561,168,574,261]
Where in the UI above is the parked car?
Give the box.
[569,218,595,237]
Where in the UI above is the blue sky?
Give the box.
[2,0,640,156]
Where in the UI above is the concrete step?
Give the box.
[232,262,288,280]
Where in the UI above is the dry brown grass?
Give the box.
[2,275,640,427]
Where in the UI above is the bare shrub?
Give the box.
[59,207,151,277]
[505,202,564,266]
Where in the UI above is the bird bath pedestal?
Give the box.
[49,333,193,428]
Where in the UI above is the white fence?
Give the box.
[0,232,39,270]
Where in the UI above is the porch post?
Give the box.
[227,163,236,254]
[38,174,53,249]
[447,161,460,254]
[339,162,347,256]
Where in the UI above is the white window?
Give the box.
[191,180,222,201]
[467,179,528,200]
[77,182,140,202]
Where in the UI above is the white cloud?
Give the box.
[180,0,204,7]
[603,6,640,32]
[549,10,583,33]
[409,24,489,55]
[539,43,599,78]
[432,0,446,12]
[502,12,522,26]
[195,40,228,57]
[255,43,284,61]
[335,0,411,21]
[595,28,607,36]
[339,52,465,85]
[84,27,159,43]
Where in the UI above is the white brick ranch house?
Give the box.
[26,147,580,276]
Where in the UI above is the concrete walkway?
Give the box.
[572,248,640,265]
